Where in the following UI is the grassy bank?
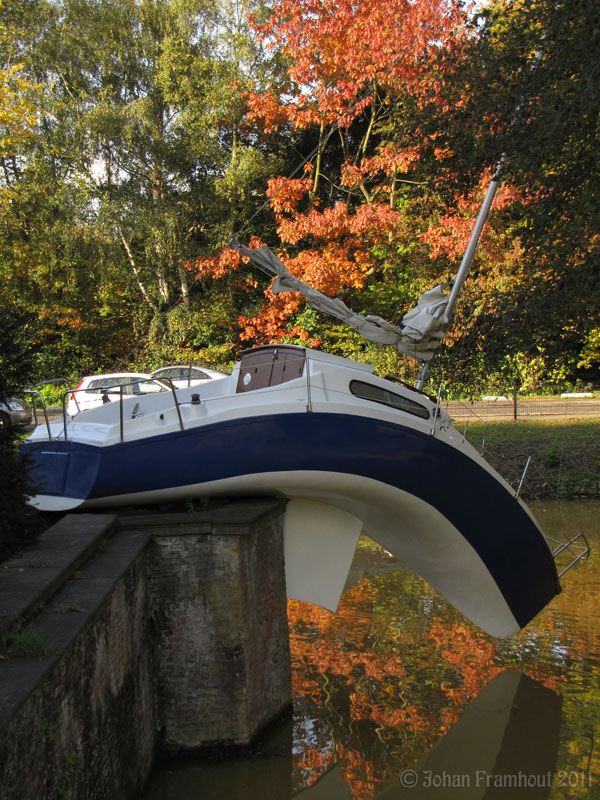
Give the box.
[464,419,600,500]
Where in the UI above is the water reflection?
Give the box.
[299,672,561,800]
[379,672,561,800]
[144,501,600,800]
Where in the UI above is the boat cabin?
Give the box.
[236,345,306,393]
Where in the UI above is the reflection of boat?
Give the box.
[378,671,562,800]
[21,169,588,638]
[300,671,561,800]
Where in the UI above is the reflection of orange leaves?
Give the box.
[372,703,434,732]
[349,690,372,719]
[287,541,580,800]
[428,621,503,711]
[335,743,378,799]
[293,744,336,793]
[301,747,330,773]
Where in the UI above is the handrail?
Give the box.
[62,390,70,438]
[21,389,53,440]
[119,385,124,442]
[551,532,590,578]
[24,378,75,428]
[305,351,312,412]
[514,456,531,500]
[164,378,184,433]
[430,385,442,435]
[383,375,437,402]
[62,376,183,443]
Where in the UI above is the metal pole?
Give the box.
[305,351,312,412]
[430,385,442,435]
[415,361,430,392]
[119,386,124,443]
[515,456,531,500]
[442,156,505,326]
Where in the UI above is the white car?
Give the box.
[149,364,228,389]
[67,373,169,416]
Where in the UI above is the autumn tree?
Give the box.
[195,0,470,367]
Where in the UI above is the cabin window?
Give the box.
[349,380,430,420]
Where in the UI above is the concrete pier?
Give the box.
[0,499,291,799]
[123,501,291,750]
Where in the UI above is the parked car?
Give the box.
[0,397,32,431]
[149,364,228,389]
[67,373,169,416]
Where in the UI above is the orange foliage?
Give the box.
[247,0,466,130]
[420,180,524,262]
[189,235,267,280]
[236,0,471,344]
[266,175,314,215]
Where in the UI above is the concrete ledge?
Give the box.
[0,528,152,729]
[0,513,118,638]
[118,498,288,537]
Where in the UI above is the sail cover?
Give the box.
[231,241,450,362]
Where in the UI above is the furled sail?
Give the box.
[231,164,503,365]
[230,240,450,363]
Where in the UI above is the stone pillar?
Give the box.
[130,499,291,751]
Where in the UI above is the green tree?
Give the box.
[412,0,600,389]
[0,0,287,376]
[0,303,39,562]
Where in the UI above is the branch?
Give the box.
[118,226,158,312]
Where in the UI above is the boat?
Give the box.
[21,165,589,639]
[21,339,588,638]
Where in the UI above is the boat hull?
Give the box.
[22,411,560,637]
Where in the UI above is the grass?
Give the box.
[0,623,53,658]
[464,419,600,499]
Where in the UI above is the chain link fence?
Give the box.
[446,390,600,423]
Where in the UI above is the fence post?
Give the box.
[513,380,519,422]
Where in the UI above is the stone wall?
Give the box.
[0,499,291,799]
[126,499,291,750]
[0,524,155,800]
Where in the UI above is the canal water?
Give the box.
[144,500,600,799]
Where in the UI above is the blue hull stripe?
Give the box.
[23,412,560,628]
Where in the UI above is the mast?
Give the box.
[415,156,505,390]
[442,155,506,326]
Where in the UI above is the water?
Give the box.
[144,501,600,799]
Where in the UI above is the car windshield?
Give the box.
[87,377,129,393]
[155,367,211,381]
[132,379,168,394]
